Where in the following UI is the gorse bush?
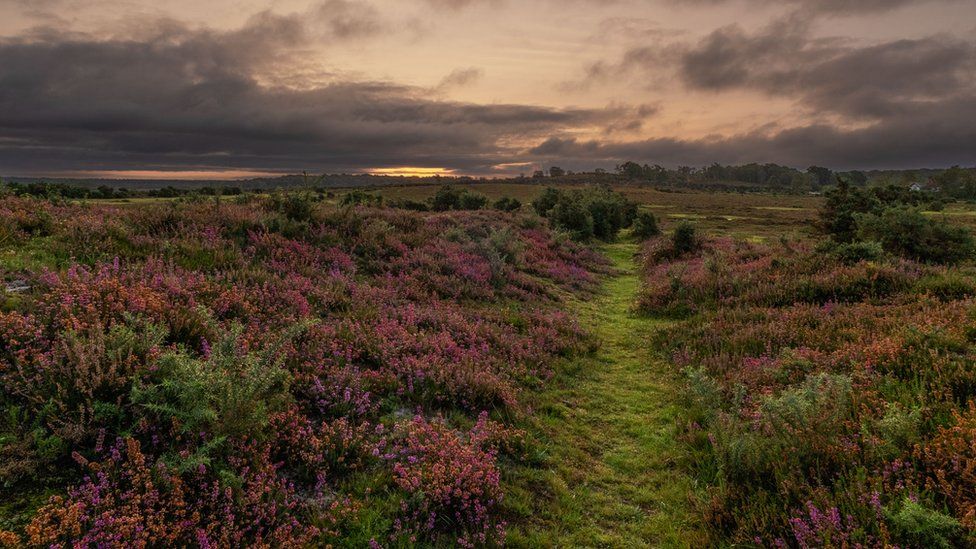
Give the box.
[670,221,700,256]
[630,211,660,240]
[340,190,383,207]
[531,185,638,241]
[885,498,962,549]
[819,181,974,264]
[493,196,522,212]
[549,194,594,241]
[0,196,609,545]
[430,185,489,211]
[855,206,974,265]
[817,239,885,264]
[131,324,297,471]
[269,189,320,222]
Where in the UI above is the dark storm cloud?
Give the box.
[0,14,642,175]
[528,94,976,170]
[679,17,976,119]
[587,14,976,120]
[560,10,976,169]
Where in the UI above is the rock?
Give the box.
[3,279,30,293]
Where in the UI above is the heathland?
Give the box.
[3,177,976,547]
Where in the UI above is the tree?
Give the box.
[808,166,835,187]
[818,180,879,242]
[549,166,566,178]
[616,161,644,179]
[848,170,868,186]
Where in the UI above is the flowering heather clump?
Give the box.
[27,438,319,548]
[645,234,976,546]
[0,195,603,544]
[381,413,515,546]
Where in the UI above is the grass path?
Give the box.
[506,241,705,547]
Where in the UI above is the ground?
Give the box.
[504,240,707,548]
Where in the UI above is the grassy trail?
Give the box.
[506,242,705,547]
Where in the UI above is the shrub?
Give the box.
[819,181,880,242]
[549,194,594,241]
[671,221,700,256]
[818,239,885,264]
[27,438,319,547]
[341,190,383,207]
[130,325,294,471]
[430,186,487,211]
[458,191,488,210]
[383,414,511,547]
[885,498,962,549]
[531,187,560,216]
[631,211,660,240]
[492,196,521,212]
[390,198,429,211]
[533,186,637,242]
[856,206,974,264]
[269,191,318,222]
[920,404,976,529]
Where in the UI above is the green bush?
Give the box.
[532,186,637,242]
[532,187,561,216]
[631,211,660,240]
[270,190,318,222]
[549,195,594,241]
[818,240,885,264]
[819,181,881,242]
[492,196,521,212]
[855,207,974,264]
[458,191,489,210]
[671,221,700,256]
[130,325,298,471]
[885,498,962,549]
[389,198,429,211]
[430,186,488,211]
[341,190,383,207]
[915,271,976,300]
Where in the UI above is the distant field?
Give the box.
[367,182,821,240]
[368,182,976,240]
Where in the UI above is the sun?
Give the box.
[368,167,456,178]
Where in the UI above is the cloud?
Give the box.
[581,13,976,119]
[437,67,484,90]
[674,0,958,16]
[310,0,385,40]
[554,12,976,169]
[421,0,502,10]
[526,94,976,170]
[0,16,644,175]
[678,18,976,120]
[2,0,974,174]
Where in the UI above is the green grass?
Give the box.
[504,240,706,547]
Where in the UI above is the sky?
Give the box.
[0,0,974,179]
